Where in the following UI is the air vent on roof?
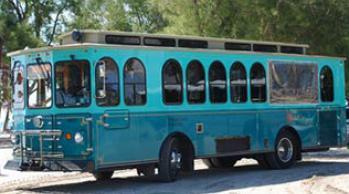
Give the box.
[144,37,176,47]
[253,44,278,53]
[225,42,251,51]
[105,35,140,45]
[178,39,208,49]
[281,46,304,54]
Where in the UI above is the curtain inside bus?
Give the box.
[269,62,318,104]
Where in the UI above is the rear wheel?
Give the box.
[158,138,182,182]
[93,171,113,181]
[203,157,238,169]
[265,130,299,169]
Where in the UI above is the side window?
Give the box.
[95,58,119,106]
[250,63,266,103]
[124,58,146,105]
[186,60,205,104]
[162,60,183,104]
[209,61,227,103]
[320,66,334,102]
[230,62,247,103]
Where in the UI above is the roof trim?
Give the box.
[7,43,346,61]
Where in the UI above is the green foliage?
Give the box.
[1,0,349,98]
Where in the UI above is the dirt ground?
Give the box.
[1,148,349,194]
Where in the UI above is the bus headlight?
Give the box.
[33,116,44,128]
[74,132,84,144]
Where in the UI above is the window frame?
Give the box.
[162,59,183,105]
[230,62,248,103]
[95,57,120,107]
[320,65,334,102]
[26,62,53,109]
[208,61,227,104]
[250,63,267,103]
[54,60,91,109]
[186,60,206,104]
[123,57,147,106]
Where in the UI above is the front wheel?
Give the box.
[158,138,182,182]
[265,130,299,169]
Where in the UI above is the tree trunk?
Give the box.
[3,105,10,133]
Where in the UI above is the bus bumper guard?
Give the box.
[4,129,92,171]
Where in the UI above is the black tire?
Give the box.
[265,130,299,169]
[93,171,113,181]
[180,143,194,173]
[203,157,237,169]
[158,138,182,182]
[256,155,271,169]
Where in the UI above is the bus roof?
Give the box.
[6,30,346,61]
[59,30,309,55]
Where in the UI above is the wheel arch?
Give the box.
[159,132,196,158]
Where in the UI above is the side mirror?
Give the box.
[96,60,106,98]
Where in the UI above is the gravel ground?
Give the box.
[0,148,349,194]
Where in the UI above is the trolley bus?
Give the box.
[5,30,348,182]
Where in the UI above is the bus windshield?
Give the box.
[55,60,90,108]
[27,63,52,108]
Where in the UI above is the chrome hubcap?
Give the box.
[277,138,293,163]
[170,149,182,169]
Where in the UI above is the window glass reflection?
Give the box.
[124,59,146,105]
[55,60,91,107]
[209,62,227,103]
[187,60,205,104]
[163,60,183,104]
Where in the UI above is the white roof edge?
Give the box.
[6,43,345,61]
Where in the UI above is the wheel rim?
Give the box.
[170,149,182,171]
[277,137,293,163]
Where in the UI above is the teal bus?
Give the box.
[5,30,348,182]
